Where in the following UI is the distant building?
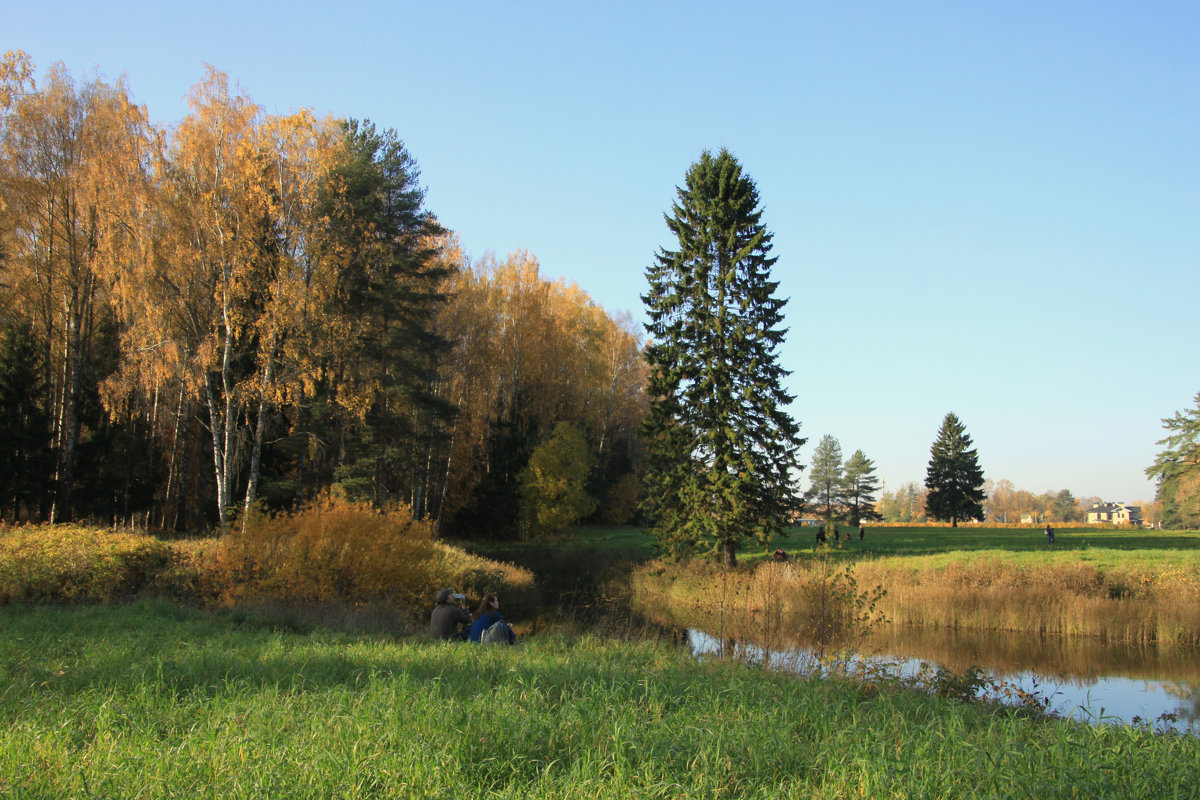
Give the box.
[1086,503,1142,525]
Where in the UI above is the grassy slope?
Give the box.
[765,526,1200,564]
[541,525,1200,564]
[2,601,1197,799]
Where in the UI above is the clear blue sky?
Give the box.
[11,1,1198,503]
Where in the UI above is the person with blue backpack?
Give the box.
[469,594,517,644]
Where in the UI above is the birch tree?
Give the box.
[0,54,152,521]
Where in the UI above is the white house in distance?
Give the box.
[1086,503,1142,525]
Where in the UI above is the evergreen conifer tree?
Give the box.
[805,435,845,530]
[924,412,986,526]
[641,149,804,565]
[1145,391,1200,529]
[842,448,883,526]
[317,120,455,511]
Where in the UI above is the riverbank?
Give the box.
[632,528,1200,646]
[3,601,1197,798]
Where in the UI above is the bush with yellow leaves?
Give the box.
[0,524,170,603]
[210,496,539,619]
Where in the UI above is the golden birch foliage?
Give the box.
[0,58,154,517]
[435,250,646,520]
[253,109,340,406]
[0,50,36,112]
[97,66,345,526]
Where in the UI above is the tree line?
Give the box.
[0,54,645,536]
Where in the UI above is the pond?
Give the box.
[686,625,1200,735]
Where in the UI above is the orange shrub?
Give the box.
[208,497,538,617]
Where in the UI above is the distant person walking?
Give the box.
[858,525,865,540]
[1045,525,1055,544]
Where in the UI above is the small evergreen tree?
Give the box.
[843,449,883,526]
[805,435,846,529]
[1050,488,1081,523]
[924,412,986,527]
[641,149,804,565]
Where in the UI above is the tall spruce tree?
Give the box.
[804,434,845,529]
[641,148,804,565]
[843,448,883,526]
[924,412,986,526]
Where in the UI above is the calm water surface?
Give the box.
[687,626,1200,734]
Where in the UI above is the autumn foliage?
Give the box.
[209,497,537,611]
[0,53,646,534]
[0,525,171,603]
[0,499,537,616]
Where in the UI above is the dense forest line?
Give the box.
[0,53,646,537]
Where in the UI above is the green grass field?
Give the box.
[542,524,1200,569]
[3,600,1198,799]
[763,526,1200,564]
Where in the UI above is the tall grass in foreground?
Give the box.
[2,602,1197,799]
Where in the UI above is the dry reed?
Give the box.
[634,553,1200,647]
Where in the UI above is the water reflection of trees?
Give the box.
[861,625,1200,683]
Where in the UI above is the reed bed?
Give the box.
[854,554,1200,645]
[633,548,1200,647]
[2,601,1197,799]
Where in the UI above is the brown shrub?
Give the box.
[203,497,538,620]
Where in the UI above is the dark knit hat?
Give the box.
[436,588,453,604]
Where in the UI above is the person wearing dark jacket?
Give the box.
[430,588,471,640]
[469,594,516,643]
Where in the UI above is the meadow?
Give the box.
[3,601,1198,799]
[3,522,1200,797]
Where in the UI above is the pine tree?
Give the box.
[641,149,804,565]
[842,448,883,526]
[924,412,986,526]
[318,119,455,512]
[805,435,845,529]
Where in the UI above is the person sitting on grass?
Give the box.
[469,593,517,644]
[430,588,471,641]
